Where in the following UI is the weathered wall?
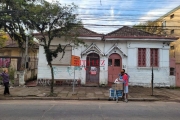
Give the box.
[127,41,172,87]
[37,38,173,86]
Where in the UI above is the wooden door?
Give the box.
[108,53,122,86]
[86,53,100,85]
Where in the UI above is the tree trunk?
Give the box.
[49,62,54,94]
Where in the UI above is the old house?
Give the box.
[0,35,38,85]
[36,26,178,87]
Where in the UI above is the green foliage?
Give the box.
[8,67,15,84]
[0,0,42,49]
[0,30,8,48]
[26,1,84,93]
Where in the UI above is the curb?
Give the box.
[0,96,160,101]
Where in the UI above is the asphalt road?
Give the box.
[0,100,180,120]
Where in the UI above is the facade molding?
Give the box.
[105,43,127,57]
[81,43,104,57]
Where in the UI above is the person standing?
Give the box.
[0,69,10,96]
[121,69,128,102]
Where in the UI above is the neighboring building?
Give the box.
[155,5,180,37]
[155,5,180,86]
[36,26,178,87]
[0,35,39,85]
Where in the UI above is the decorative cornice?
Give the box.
[81,43,104,56]
[105,43,127,57]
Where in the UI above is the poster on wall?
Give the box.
[90,67,97,75]
[0,58,11,68]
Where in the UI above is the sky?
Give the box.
[45,0,180,34]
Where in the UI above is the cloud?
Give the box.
[138,4,180,23]
[138,9,165,23]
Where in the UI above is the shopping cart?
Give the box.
[109,82,124,103]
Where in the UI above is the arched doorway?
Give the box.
[108,53,122,86]
[86,53,100,85]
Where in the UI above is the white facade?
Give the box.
[37,37,175,87]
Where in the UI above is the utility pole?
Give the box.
[151,52,154,96]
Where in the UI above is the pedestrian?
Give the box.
[120,69,128,102]
[0,69,10,96]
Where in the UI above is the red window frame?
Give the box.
[150,48,159,67]
[138,48,146,67]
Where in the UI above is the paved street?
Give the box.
[0,100,180,120]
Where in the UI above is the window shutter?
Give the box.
[138,48,146,67]
[150,48,158,67]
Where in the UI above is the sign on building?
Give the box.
[71,55,80,66]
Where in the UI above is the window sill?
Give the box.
[137,67,159,70]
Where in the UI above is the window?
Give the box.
[162,20,166,29]
[138,48,159,67]
[150,48,159,67]
[170,14,174,19]
[114,59,120,66]
[170,67,175,75]
[50,45,72,65]
[108,59,112,66]
[171,29,174,34]
[138,48,146,67]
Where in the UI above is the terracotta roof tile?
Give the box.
[106,26,162,37]
[33,27,103,38]
[72,27,103,37]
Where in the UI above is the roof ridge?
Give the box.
[105,26,169,38]
[82,27,103,35]
[106,26,126,35]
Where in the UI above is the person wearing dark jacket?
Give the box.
[0,69,10,95]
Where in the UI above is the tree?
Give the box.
[0,0,43,69]
[26,1,84,95]
[0,0,40,47]
[133,21,165,35]
[0,30,8,48]
[0,0,84,94]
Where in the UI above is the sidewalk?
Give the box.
[0,83,180,102]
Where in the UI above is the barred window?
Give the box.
[150,48,159,67]
[138,48,146,67]
[138,48,159,67]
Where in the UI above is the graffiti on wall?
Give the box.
[53,66,81,76]
[38,60,106,79]
[0,58,11,68]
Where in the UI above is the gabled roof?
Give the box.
[71,27,103,37]
[156,5,180,21]
[105,26,178,40]
[33,27,103,38]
